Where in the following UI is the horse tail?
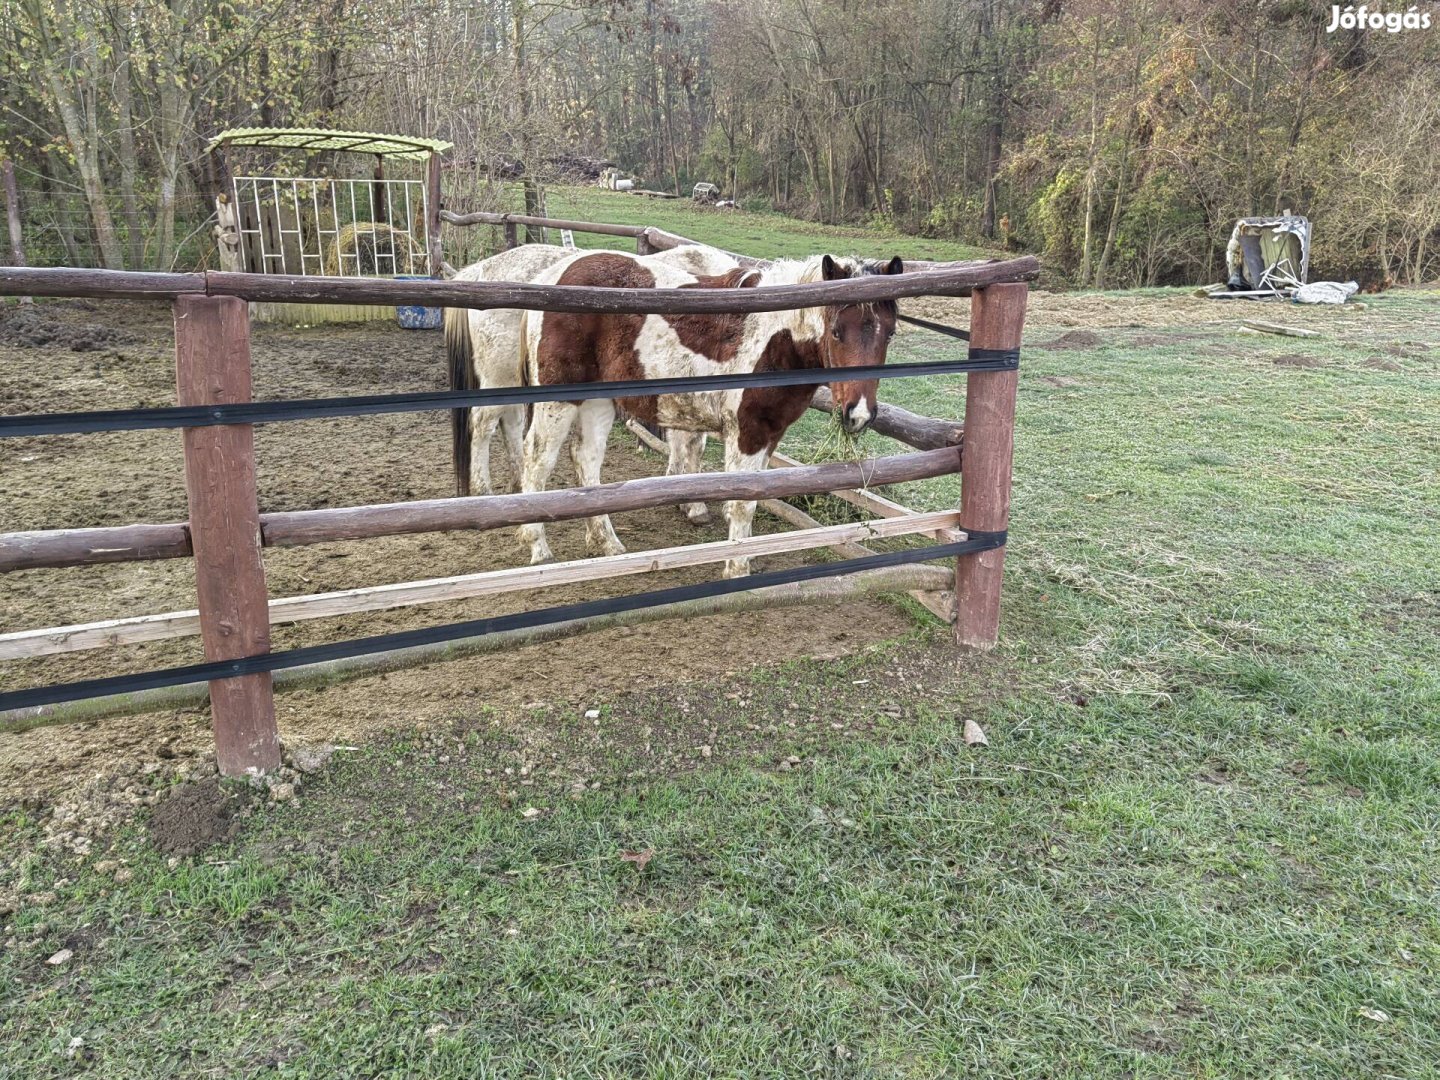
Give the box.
[446,306,474,497]
[516,308,533,434]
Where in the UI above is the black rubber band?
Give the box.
[896,314,971,341]
[0,532,1007,712]
[0,350,1021,438]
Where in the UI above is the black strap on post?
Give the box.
[897,313,970,341]
[0,533,1005,713]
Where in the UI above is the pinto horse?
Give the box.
[517,250,904,577]
[446,243,749,501]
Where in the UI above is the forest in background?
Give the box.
[3,0,1438,286]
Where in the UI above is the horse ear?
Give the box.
[821,254,843,281]
[886,255,904,275]
[737,270,761,288]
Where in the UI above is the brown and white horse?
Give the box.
[446,243,749,501]
[516,250,904,576]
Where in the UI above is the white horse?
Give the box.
[446,242,745,510]
[446,245,570,498]
[516,249,904,576]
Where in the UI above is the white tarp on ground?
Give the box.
[1294,280,1359,305]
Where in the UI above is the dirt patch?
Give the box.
[1365,356,1404,372]
[1,301,916,805]
[1384,342,1432,358]
[1039,375,1083,388]
[148,776,255,855]
[0,304,140,353]
[1037,329,1102,350]
[1272,355,1323,368]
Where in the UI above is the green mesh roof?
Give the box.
[208,128,451,160]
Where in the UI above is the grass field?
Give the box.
[2,274,1438,1075]
[462,184,997,265]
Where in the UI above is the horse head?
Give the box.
[819,254,903,434]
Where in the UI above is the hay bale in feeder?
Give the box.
[322,222,428,277]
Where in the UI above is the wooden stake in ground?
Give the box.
[955,282,1026,649]
[1240,320,1319,339]
[174,295,279,776]
[2,159,32,305]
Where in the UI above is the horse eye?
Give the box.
[830,326,843,341]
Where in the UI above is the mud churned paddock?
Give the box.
[0,300,913,799]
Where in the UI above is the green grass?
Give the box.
[3,290,1439,1077]
[498,184,995,264]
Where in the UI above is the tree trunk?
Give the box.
[978,0,1003,239]
[1079,18,1102,285]
[112,54,145,269]
[1094,138,1131,288]
[46,70,125,269]
[3,159,32,303]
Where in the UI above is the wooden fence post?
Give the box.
[502,220,518,250]
[955,281,1026,650]
[635,230,655,256]
[425,151,443,275]
[174,295,280,775]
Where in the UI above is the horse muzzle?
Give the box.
[840,397,874,435]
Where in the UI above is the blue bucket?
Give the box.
[394,275,443,330]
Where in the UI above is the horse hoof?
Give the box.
[528,548,554,566]
[685,505,711,526]
[593,540,627,558]
[722,562,750,579]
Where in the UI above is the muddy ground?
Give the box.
[1,301,914,800]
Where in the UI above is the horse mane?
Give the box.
[756,255,897,330]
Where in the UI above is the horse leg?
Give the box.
[497,405,526,493]
[666,429,710,525]
[571,398,626,556]
[517,401,577,564]
[721,424,771,578]
[468,406,501,495]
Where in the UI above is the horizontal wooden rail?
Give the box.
[1,564,951,734]
[1,447,960,572]
[638,226,1023,276]
[809,386,963,451]
[440,209,646,237]
[0,512,961,661]
[622,420,956,624]
[0,522,193,571]
[261,446,960,545]
[0,258,1039,310]
[640,227,765,266]
[767,450,962,543]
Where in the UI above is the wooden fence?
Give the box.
[1,255,1031,776]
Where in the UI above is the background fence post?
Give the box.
[955,281,1026,650]
[635,230,655,256]
[174,294,280,775]
[425,151,443,275]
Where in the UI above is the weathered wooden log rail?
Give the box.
[0,257,1038,308]
[0,448,961,571]
[440,208,647,238]
[808,387,963,451]
[2,245,1028,777]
